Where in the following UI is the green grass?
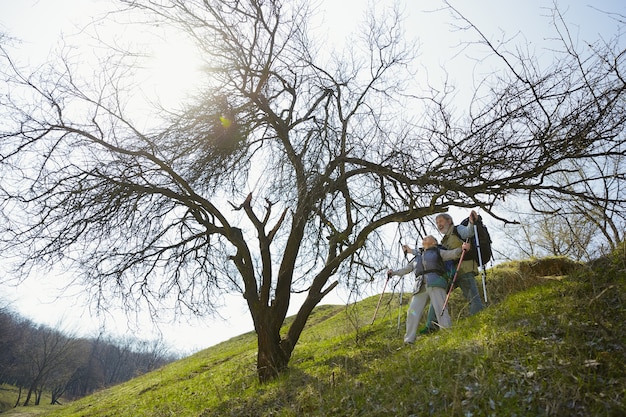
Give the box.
[0,385,54,416]
[3,253,625,416]
[0,384,19,411]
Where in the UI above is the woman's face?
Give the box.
[422,236,437,249]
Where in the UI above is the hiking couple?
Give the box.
[387,210,485,344]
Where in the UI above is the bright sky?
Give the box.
[0,0,624,354]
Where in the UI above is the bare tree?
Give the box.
[0,307,29,385]
[499,207,600,262]
[48,339,89,405]
[1,0,625,382]
[20,325,79,406]
[500,180,624,263]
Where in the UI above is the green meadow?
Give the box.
[3,249,625,417]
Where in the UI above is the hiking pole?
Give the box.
[397,276,404,334]
[396,239,409,334]
[473,222,488,303]
[441,246,467,316]
[371,271,391,325]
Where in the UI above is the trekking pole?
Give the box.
[471,210,488,303]
[473,223,488,303]
[396,239,408,334]
[441,246,467,316]
[371,271,391,325]
[396,276,404,334]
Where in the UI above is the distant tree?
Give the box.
[95,335,168,384]
[61,334,173,400]
[500,158,625,262]
[47,341,88,405]
[535,166,625,260]
[129,338,174,375]
[0,307,27,384]
[500,209,599,262]
[62,338,100,400]
[0,308,170,404]
[20,325,79,406]
[1,0,625,382]
[0,308,35,407]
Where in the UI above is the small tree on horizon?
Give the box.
[1,0,625,382]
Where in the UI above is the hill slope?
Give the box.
[5,252,626,417]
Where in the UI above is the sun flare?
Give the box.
[143,30,204,109]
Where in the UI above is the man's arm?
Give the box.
[454,210,479,240]
[439,247,463,261]
[439,242,470,261]
[454,223,474,240]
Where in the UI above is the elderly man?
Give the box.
[436,210,485,316]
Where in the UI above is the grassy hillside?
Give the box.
[4,250,625,417]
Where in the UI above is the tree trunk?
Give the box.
[13,386,21,408]
[254,312,291,383]
[22,383,35,406]
[51,385,65,405]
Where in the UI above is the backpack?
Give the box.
[454,215,493,264]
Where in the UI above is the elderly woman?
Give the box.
[388,235,469,344]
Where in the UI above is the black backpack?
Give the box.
[454,215,493,264]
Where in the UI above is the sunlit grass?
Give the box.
[6,254,624,417]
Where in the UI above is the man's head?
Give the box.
[422,235,438,249]
[436,213,454,234]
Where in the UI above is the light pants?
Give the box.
[424,272,485,329]
[404,286,451,344]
